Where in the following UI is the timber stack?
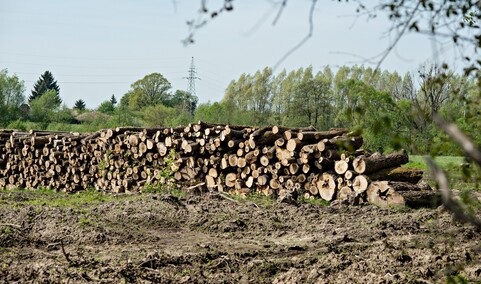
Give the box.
[0,122,436,207]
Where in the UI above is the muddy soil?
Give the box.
[0,189,480,283]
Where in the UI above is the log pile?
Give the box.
[0,122,436,207]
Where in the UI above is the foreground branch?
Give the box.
[426,157,481,230]
[433,114,481,168]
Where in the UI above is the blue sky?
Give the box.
[0,1,460,109]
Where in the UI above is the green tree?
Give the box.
[110,94,117,106]
[0,69,25,125]
[168,89,198,115]
[194,100,242,124]
[270,69,287,124]
[126,73,172,110]
[30,71,61,104]
[29,90,61,126]
[97,100,115,114]
[73,99,86,111]
[251,67,273,124]
[142,104,176,126]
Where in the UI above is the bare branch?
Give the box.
[372,1,422,75]
[273,0,318,70]
[272,0,288,26]
[60,238,74,265]
[426,157,481,230]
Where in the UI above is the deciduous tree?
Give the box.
[0,69,25,125]
[126,73,172,110]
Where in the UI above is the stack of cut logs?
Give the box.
[0,122,435,207]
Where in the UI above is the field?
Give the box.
[1,183,481,283]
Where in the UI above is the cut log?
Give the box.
[225,173,237,187]
[367,167,424,184]
[327,135,363,151]
[296,129,347,143]
[269,178,280,190]
[366,182,409,207]
[258,175,268,186]
[396,190,442,208]
[245,176,254,188]
[353,150,409,174]
[316,172,337,201]
[334,160,349,175]
[205,175,216,189]
[387,181,432,191]
[352,175,369,194]
[344,170,354,180]
[338,186,355,203]
[260,155,270,167]
[289,163,299,175]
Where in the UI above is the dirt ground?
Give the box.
[0,189,480,284]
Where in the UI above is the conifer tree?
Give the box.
[30,71,61,104]
[73,99,86,111]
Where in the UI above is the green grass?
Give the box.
[0,187,141,209]
[407,155,481,191]
[230,193,276,208]
[298,197,330,206]
[406,155,467,171]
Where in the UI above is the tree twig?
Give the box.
[273,0,318,70]
[214,192,240,204]
[371,1,422,77]
[60,239,73,265]
[186,182,205,191]
[272,0,288,26]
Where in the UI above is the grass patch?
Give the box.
[78,216,95,227]
[407,155,481,191]
[230,193,276,208]
[0,187,140,209]
[406,155,466,171]
[298,197,330,206]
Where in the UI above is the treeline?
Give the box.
[0,70,198,132]
[1,65,478,155]
[195,65,479,154]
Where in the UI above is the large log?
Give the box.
[366,181,440,208]
[367,167,424,184]
[296,128,347,143]
[353,150,409,175]
[396,190,442,208]
[387,181,432,191]
[316,172,337,201]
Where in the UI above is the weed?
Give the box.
[98,160,108,171]
[78,216,94,227]
[446,274,469,284]
[230,193,275,208]
[299,197,330,206]
[143,150,179,193]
